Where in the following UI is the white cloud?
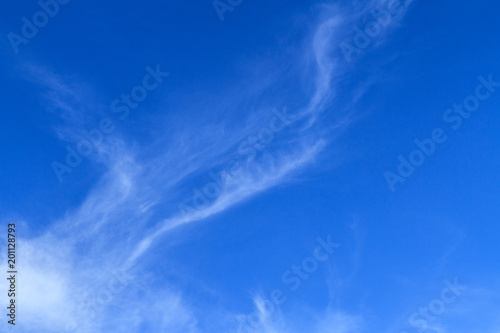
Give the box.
[5,1,419,332]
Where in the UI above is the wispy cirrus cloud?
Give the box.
[1,1,418,332]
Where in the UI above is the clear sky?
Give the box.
[1,0,500,332]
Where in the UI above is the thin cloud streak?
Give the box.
[4,2,417,332]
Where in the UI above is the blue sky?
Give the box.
[1,0,500,332]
